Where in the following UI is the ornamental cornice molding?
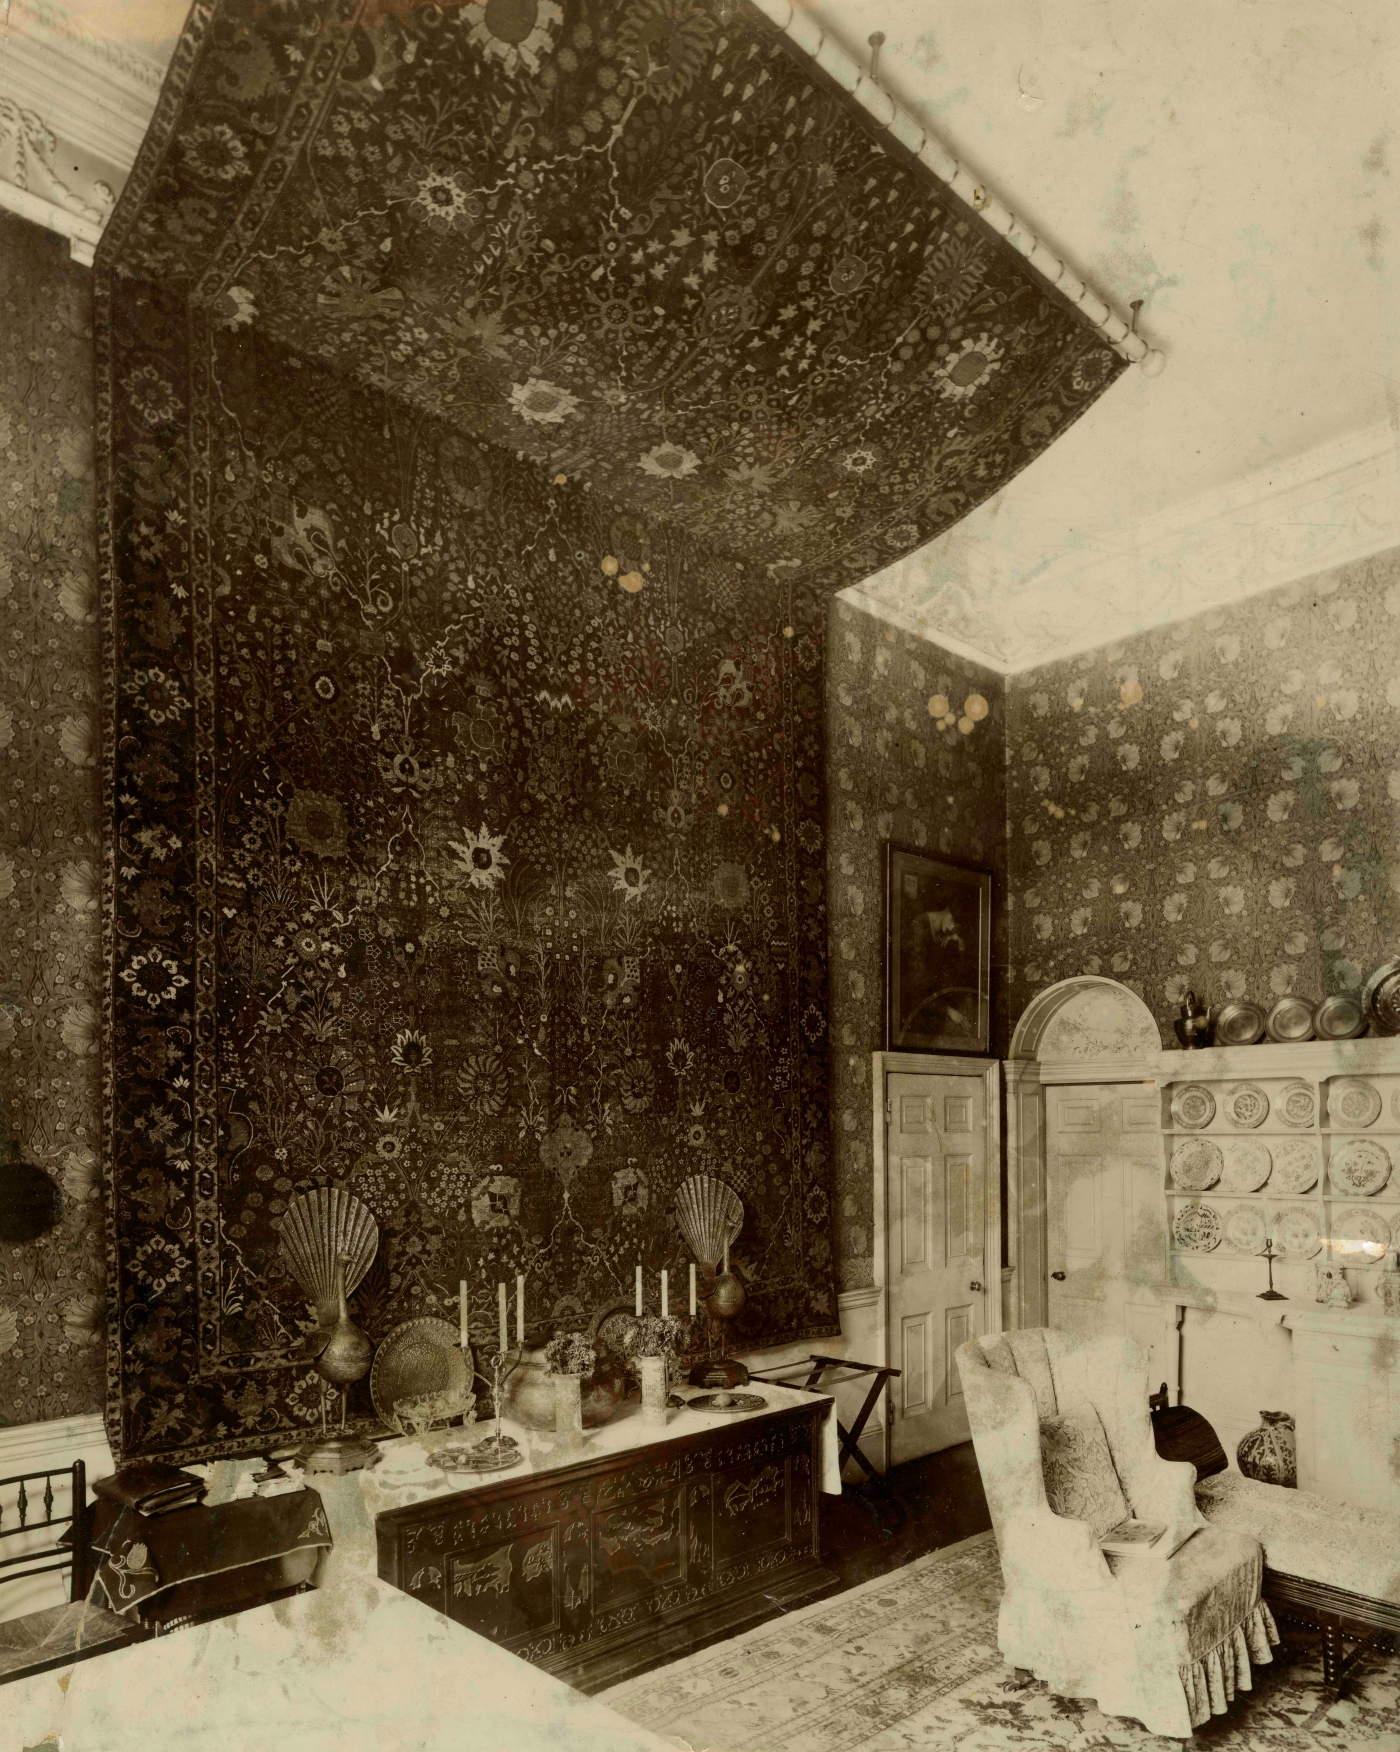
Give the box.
[850,419,1400,674]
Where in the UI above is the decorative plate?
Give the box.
[1271,1137,1321,1194]
[1276,1082,1316,1129]
[689,1392,768,1412]
[369,1318,472,1429]
[428,1438,522,1474]
[1222,1204,1269,1255]
[1326,1078,1382,1130]
[1223,1083,1270,1129]
[1174,1203,1222,1252]
[1362,956,1400,1037]
[1271,1205,1323,1259]
[1213,1001,1266,1047]
[1314,994,1366,1041]
[1219,1139,1272,1193]
[1329,1137,1393,1197]
[1265,996,1315,1043]
[1169,1139,1224,1192]
[1330,1206,1392,1262]
[1170,1084,1216,1131]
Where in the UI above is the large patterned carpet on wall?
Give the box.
[1006,553,1400,1043]
[95,0,1124,1460]
[826,601,1005,1293]
[0,216,106,1429]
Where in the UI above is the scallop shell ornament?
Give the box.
[673,1174,743,1270]
[277,1186,379,1329]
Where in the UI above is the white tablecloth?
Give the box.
[364,1381,842,1518]
[0,1474,676,1752]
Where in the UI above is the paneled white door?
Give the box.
[886,1070,991,1462]
[1045,1082,1167,1374]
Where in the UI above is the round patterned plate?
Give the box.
[1169,1139,1224,1192]
[1314,994,1366,1041]
[1223,1083,1270,1129]
[1222,1204,1269,1255]
[1329,1137,1392,1197]
[1271,1205,1323,1259]
[1330,1206,1392,1262]
[1265,996,1315,1043]
[1327,1078,1382,1130]
[1170,1084,1216,1131]
[1271,1137,1321,1194]
[369,1318,473,1428]
[689,1392,768,1412]
[1174,1202,1222,1252]
[1219,1139,1272,1193]
[1276,1081,1317,1129]
[1362,956,1400,1037]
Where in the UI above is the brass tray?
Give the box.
[369,1317,472,1428]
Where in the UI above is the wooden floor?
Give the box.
[821,1440,992,1594]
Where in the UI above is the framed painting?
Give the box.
[885,845,992,1055]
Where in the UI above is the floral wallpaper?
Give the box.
[827,601,1005,1292]
[1006,549,1400,1040]
[106,0,1124,600]
[96,274,836,1462]
[0,216,106,1428]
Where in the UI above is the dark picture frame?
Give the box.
[884,844,992,1055]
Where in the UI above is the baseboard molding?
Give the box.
[0,1410,109,1471]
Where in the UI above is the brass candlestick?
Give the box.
[1257,1237,1287,1301]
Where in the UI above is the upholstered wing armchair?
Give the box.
[956,1330,1278,1739]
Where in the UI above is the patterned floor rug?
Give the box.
[601,1532,1400,1752]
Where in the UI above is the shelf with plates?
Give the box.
[1157,1047,1400,1298]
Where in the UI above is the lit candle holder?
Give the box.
[689,1263,697,1317]
[660,1269,668,1318]
[497,1281,508,1353]
[516,1274,525,1345]
[635,1263,643,1317]
[459,1279,469,1349]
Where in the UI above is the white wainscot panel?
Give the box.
[1179,1307,1295,1467]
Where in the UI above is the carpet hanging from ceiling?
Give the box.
[603,1531,1400,1752]
[95,0,1126,1462]
[107,0,1125,596]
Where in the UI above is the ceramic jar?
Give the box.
[639,1354,669,1427]
[500,1346,554,1429]
[1236,1411,1297,1488]
[552,1373,584,1446]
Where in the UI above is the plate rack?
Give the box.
[1160,1040,1400,1304]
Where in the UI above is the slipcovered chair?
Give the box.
[956,1330,1278,1738]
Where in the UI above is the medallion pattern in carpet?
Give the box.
[102,0,1125,598]
[603,1531,1400,1752]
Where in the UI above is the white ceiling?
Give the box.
[5,0,1398,671]
[817,0,1400,668]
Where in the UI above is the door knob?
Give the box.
[1051,1271,1066,1281]
[969,1280,983,1292]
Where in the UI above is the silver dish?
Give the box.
[689,1391,767,1412]
[1213,1000,1266,1047]
[1314,994,1366,1041]
[1361,957,1400,1037]
[369,1317,472,1428]
[1265,996,1314,1043]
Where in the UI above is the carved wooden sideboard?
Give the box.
[374,1397,837,1692]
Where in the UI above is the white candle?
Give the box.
[723,1241,729,1277]
[635,1263,643,1316]
[660,1270,668,1318]
[459,1279,469,1349]
[497,1281,508,1353]
[516,1274,525,1344]
[689,1263,697,1317]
